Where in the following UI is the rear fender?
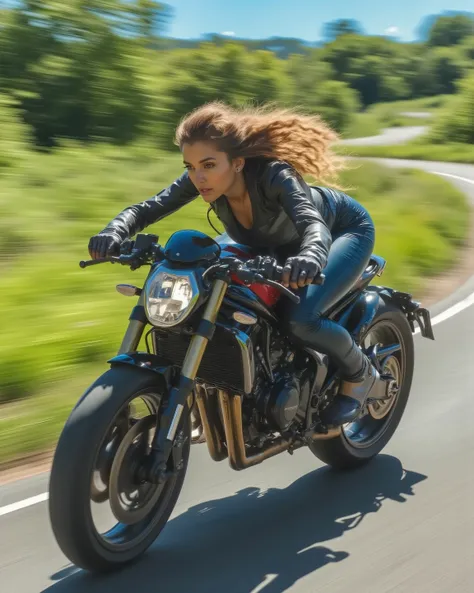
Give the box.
[368,286,435,340]
[107,352,178,389]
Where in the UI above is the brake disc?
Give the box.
[108,415,165,525]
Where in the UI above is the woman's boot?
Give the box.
[319,357,380,427]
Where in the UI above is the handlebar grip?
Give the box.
[79,259,104,268]
[273,265,325,285]
[79,256,118,268]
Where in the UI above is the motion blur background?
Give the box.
[0,1,473,465]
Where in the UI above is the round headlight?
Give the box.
[144,266,200,328]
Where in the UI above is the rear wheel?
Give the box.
[309,298,414,470]
[48,366,190,573]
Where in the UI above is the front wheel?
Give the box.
[48,366,190,573]
[309,297,414,470]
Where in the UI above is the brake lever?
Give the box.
[263,277,301,304]
[249,272,300,304]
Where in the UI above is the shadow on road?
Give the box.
[44,454,427,593]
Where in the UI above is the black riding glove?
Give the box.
[281,255,321,290]
[88,232,122,260]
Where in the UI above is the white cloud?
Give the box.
[385,26,399,36]
[221,31,236,37]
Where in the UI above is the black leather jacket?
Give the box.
[99,157,372,270]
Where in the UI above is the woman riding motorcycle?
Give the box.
[88,101,379,427]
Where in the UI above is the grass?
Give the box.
[342,95,451,140]
[366,95,449,127]
[0,143,470,465]
[343,112,382,139]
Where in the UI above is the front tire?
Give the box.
[309,297,414,470]
[48,366,190,573]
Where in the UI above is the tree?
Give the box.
[122,0,174,41]
[321,35,411,105]
[428,46,464,94]
[0,0,149,145]
[322,19,365,42]
[284,50,334,106]
[423,12,474,47]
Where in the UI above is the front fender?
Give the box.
[107,352,178,389]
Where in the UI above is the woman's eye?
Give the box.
[204,163,215,169]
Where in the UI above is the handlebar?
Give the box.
[79,237,164,270]
[79,235,324,305]
[222,259,325,304]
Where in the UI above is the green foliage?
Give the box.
[430,74,474,144]
[361,95,450,129]
[0,93,33,167]
[459,36,474,61]
[310,80,361,132]
[322,18,365,41]
[320,35,413,106]
[343,112,381,139]
[426,13,474,47]
[1,4,474,147]
[427,46,465,94]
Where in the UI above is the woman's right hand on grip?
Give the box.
[88,232,122,260]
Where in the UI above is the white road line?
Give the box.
[414,286,474,335]
[0,493,49,517]
[1,171,474,518]
[434,172,474,186]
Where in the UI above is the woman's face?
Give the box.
[182,141,244,203]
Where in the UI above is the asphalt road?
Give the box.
[399,112,433,119]
[341,125,428,145]
[1,137,474,592]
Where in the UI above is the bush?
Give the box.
[429,74,474,144]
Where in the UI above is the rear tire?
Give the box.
[48,366,190,573]
[309,297,414,470]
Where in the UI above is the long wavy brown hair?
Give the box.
[174,101,345,187]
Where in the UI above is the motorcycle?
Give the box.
[48,229,434,573]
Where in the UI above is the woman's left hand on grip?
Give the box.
[281,255,321,290]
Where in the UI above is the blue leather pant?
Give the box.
[280,196,376,380]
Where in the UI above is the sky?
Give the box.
[163,0,474,42]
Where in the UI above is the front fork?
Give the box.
[122,279,229,483]
[118,290,148,355]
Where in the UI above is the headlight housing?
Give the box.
[144,265,200,328]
